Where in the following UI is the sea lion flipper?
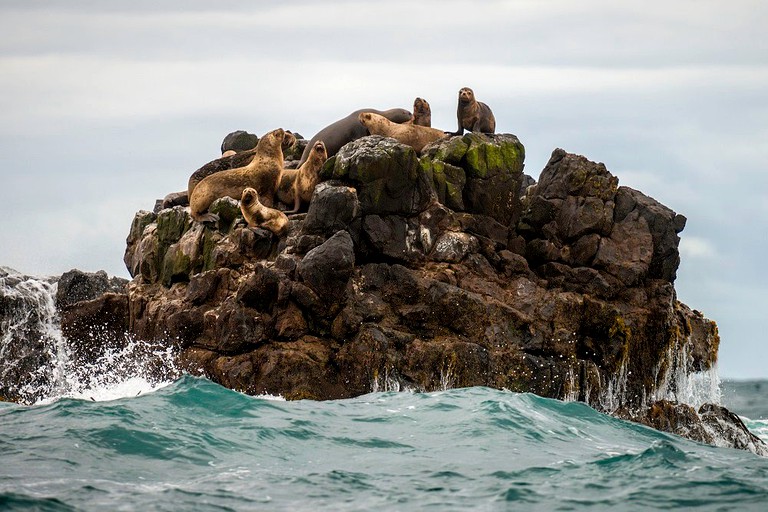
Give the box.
[284,194,301,214]
[198,212,220,224]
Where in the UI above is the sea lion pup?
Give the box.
[407,97,432,127]
[451,87,496,135]
[189,128,288,223]
[297,107,412,166]
[277,140,328,213]
[358,112,448,153]
[188,131,297,197]
[240,187,289,236]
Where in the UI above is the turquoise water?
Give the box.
[2,376,767,511]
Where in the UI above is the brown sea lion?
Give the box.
[277,140,328,213]
[407,97,432,127]
[240,187,289,236]
[297,107,412,165]
[358,112,448,152]
[451,87,496,135]
[188,131,297,197]
[189,128,288,223]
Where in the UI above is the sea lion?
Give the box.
[240,187,289,236]
[358,112,448,152]
[189,128,288,223]
[188,131,297,197]
[277,140,328,213]
[160,190,189,210]
[297,107,412,166]
[451,87,496,135]
[408,97,432,127]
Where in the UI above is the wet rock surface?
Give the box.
[53,134,765,454]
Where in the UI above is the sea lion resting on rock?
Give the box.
[277,140,328,213]
[189,128,288,223]
[161,132,296,211]
[358,112,448,152]
[452,87,496,135]
[240,187,289,236]
[188,131,296,198]
[407,97,432,127]
[297,107,412,166]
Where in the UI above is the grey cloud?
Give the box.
[0,1,765,377]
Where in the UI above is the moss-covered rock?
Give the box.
[421,133,525,226]
[328,136,433,215]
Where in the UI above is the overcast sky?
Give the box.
[0,1,766,379]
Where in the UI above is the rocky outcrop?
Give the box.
[55,133,764,454]
[56,269,128,308]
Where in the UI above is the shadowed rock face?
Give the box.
[54,133,763,454]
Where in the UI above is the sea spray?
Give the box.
[0,268,63,402]
[652,338,722,409]
[0,267,180,404]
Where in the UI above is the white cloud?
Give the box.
[679,236,718,260]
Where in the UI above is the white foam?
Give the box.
[38,377,172,404]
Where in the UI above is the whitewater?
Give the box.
[2,269,768,510]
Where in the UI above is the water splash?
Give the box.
[0,267,179,404]
[652,340,721,409]
[598,358,629,413]
[38,337,180,403]
[1,268,64,402]
[371,367,408,393]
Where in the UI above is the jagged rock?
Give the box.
[283,135,307,162]
[422,133,525,225]
[158,191,189,212]
[300,182,360,238]
[325,136,433,215]
[59,292,130,361]
[626,400,768,456]
[297,230,355,301]
[0,270,59,403]
[56,269,128,308]
[699,404,768,456]
[630,400,715,445]
[221,130,259,154]
[56,134,763,453]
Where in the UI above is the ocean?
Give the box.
[2,269,768,510]
[0,377,766,511]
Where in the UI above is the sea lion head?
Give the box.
[358,112,374,125]
[282,130,297,150]
[261,128,284,146]
[312,140,328,160]
[384,108,413,124]
[241,187,259,207]
[459,87,475,103]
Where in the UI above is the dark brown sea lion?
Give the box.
[358,112,448,153]
[240,187,289,236]
[297,107,412,165]
[451,87,496,135]
[189,128,288,223]
[277,140,328,213]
